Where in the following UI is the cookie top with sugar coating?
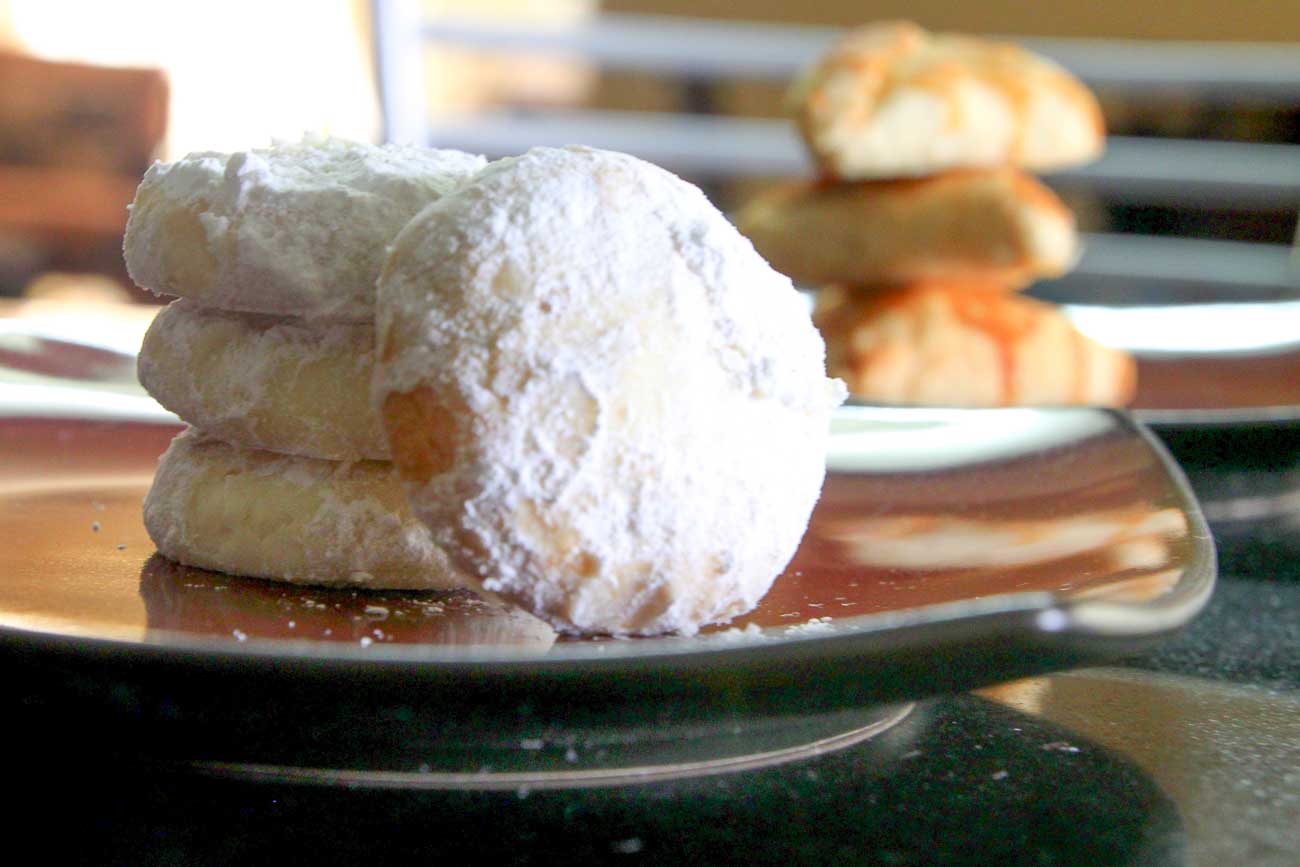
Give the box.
[124,135,485,320]
[375,146,844,636]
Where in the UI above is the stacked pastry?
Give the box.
[738,21,1136,407]
[124,140,842,637]
[126,136,487,589]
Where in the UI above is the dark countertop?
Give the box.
[1125,576,1298,689]
[10,431,1300,866]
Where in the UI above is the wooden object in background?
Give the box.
[0,51,167,297]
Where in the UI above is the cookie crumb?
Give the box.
[611,839,644,855]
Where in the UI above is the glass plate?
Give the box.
[0,372,1215,777]
[1064,299,1300,429]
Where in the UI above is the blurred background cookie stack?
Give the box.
[738,21,1137,407]
[124,136,487,591]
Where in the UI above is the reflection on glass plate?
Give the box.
[0,401,1214,658]
[139,554,559,651]
[0,394,1214,770]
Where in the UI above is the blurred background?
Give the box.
[0,0,1296,337]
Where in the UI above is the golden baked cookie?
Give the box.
[791,21,1104,179]
[736,168,1077,289]
[143,429,467,589]
[815,283,1135,407]
[138,299,387,461]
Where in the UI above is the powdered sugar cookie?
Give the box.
[139,299,387,461]
[375,146,844,636]
[124,135,485,320]
[143,429,467,589]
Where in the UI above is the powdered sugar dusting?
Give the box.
[139,299,388,460]
[143,428,466,589]
[124,134,485,320]
[376,146,843,636]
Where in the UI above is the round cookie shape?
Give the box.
[375,146,845,636]
[139,299,388,461]
[143,429,467,589]
[124,135,486,320]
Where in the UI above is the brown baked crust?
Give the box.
[736,168,1077,288]
[791,21,1104,179]
[814,282,1136,407]
[381,387,466,489]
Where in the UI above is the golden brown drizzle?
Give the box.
[947,289,1044,406]
[1068,318,1087,404]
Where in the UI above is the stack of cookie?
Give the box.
[126,136,488,589]
[125,140,842,638]
[738,21,1136,407]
